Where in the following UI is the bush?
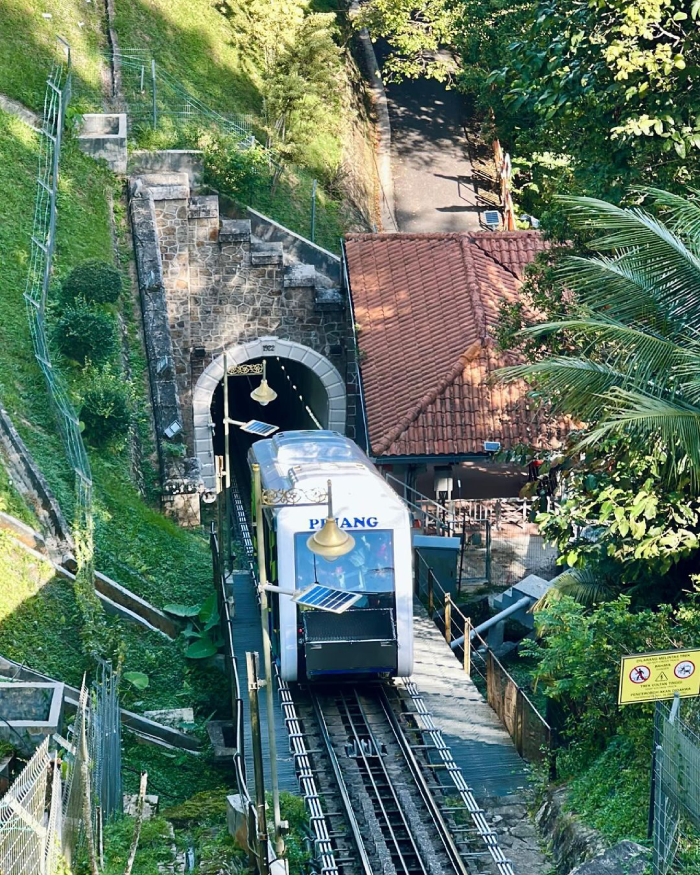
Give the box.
[80,368,131,447]
[54,301,116,365]
[201,132,270,201]
[62,259,123,305]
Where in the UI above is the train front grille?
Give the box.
[302,608,397,677]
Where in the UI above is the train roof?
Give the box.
[248,431,406,512]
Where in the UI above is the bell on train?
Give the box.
[307,480,355,561]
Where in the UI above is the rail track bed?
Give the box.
[292,682,511,875]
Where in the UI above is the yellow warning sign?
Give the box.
[618,648,700,705]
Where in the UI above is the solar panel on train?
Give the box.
[293,584,361,614]
[240,420,279,436]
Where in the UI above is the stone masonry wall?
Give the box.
[132,171,349,523]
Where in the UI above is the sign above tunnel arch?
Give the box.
[618,648,700,705]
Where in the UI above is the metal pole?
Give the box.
[151,59,157,130]
[311,179,317,243]
[246,652,270,875]
[140,65,145,93]
[444,593,452,645]
[223,352,230,574]
[428,570,434,617]
[464,619,471,675]
[648,700,661,841]
[253,465,284,858]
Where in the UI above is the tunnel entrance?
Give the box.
[210,356,327,489]
[192,338,347,495]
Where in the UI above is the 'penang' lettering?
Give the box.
[308,516,379,530]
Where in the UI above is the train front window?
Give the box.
[294,529,395,594]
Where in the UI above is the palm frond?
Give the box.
[520,318,699,392]
[577,390,700,489]
[635,187,700,250]
[555,196,700,333]
[534,567,619,610]
[498,357,629,419]
[556,255,683,338]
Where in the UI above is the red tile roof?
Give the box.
[345,231,568,458]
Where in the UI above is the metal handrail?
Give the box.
[383,472,457,534]
[413,548,550,733]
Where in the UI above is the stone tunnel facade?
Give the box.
[130,170,353,522]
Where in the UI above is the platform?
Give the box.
[226,570,298,794]
[409,600,530,798]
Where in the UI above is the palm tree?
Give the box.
[502,188,700,492]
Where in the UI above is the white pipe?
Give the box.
[450,595,533,650]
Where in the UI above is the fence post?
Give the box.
[428,570,434,617]
[444,593,452,645]
[151,59,157,130]
[311,178,317,243]
[246,652,269,875]
[464,618,471,675]
[485,520,492,584]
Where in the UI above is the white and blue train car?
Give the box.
[249,431,414,682]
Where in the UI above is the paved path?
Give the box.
[0,94,40,131]
[378,48,483,233]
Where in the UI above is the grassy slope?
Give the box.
[0,107,229,804]
[113,0,352,251]
[0,0,104,112]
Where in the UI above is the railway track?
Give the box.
[293,682,510,875]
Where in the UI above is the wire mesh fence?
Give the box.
[25,42,100,643]
[651,698,700,874]
[0,665,122,874]
[0,738,61,875]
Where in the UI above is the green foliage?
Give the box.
[96,815,175,874]
[166,593,224,659]
[278,791,313,872]
[201,134,270,201]
[79,366,132,448]
[566,733,651,843]
[62,259,123,305]
[53,300,117,365]
[163,789,230,825]
[521,595,700,760]
[354,0,458,82]
[123,670,150,690]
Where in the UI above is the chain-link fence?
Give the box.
[651,698,700,874]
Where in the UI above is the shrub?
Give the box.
[80,368,131,447]
[62,259,123,305]
[201,133,270,201]
[54,301,116,365]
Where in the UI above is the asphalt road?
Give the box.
[378,49,482,234]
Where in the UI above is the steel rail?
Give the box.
[338,689,429,875]
[402,681,516,875]
[376,686,471,875]
[310,692,374,875]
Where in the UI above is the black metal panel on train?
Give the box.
[302,608,397,676]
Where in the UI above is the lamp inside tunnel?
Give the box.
[250,358,277,407]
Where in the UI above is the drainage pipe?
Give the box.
[450,595,533,650]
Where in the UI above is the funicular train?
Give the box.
[248,431,414,682]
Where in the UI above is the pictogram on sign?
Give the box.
[619,648,700,705]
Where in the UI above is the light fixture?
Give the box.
[163,420,182,439]
[250,359,277,407]
[307,479,355,561]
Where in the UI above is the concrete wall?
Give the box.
[246,207,341,286]
[128,150,204,188]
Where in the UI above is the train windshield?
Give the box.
[294,529,395,594]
